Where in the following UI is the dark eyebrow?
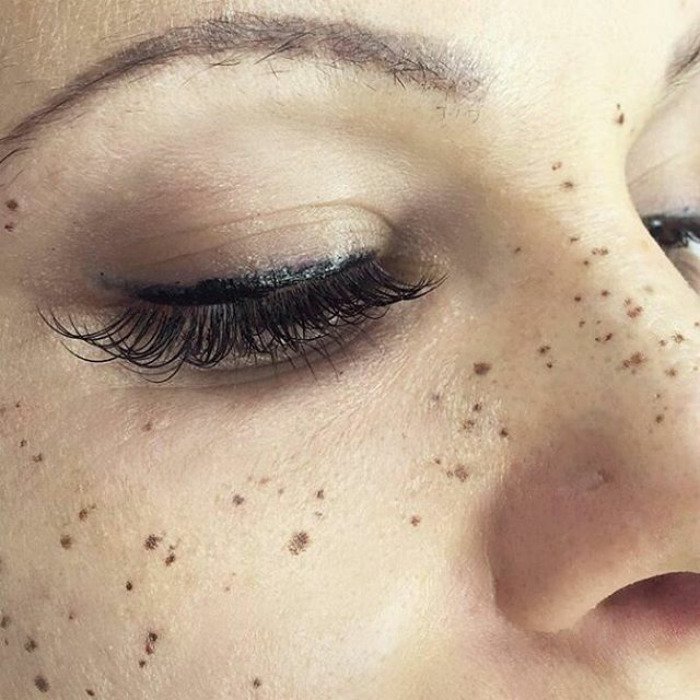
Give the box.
[0,12,485,158]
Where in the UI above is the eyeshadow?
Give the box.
[129,251,374,306]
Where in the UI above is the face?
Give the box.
[1,0,699,697]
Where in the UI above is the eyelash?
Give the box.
[643,214,700,249]
[39,254,443,383]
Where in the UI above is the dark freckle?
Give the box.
[601,290,610,297]
[462,418,476,431]
[164,552,176,566]
[665,368,678,377]
[86,690,96,697]
[561,180,575,190]
[252,678,262,688]
[473,362,491,375]
[655,414,665,424]
[578,319,586,327]
[472,402,482,412]
[569,236,580,243]
[60,534,73,549]
[126,581,133,591]
[513,246,522,254]
[15,401,21,408]
[545,361,554,368]
[24,637,37,652]
[78,504,96,521]
[672,333,685,343]
[410,515,421,526]
[430,392,441,402]
[142,421,153,432]
[616,111,625,125]
[32,453,43,463]
[659,339,667,347]
[621,351,646,370]
[538,345,551,355]
[574,295,582,302]
[551,161,563,171]
[288,531,310,555]
[34,675,50,693]
[19,438,27,447]
[626,305,643,318]
[433,456,442,464]
[4,223,14,232]
[0,615,10,629]
[316,489,324,499]
[582,259,590,266]
[6,199,18,211]
[68,611,75,621]
[145,631,158,655]
[144,534,162,550]
[232,494,245,506]
[499,428,509,437]
[591,247,609,256]
[138,660,147,668]
[454,465,469,482]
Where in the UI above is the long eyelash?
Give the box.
[39,257,443,383]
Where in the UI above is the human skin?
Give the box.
[0,0,699,697]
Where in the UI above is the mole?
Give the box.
[5,200,18,211]
[34,675,50,693]
[288,531,310,555]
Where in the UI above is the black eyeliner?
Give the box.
[124,251,374,306]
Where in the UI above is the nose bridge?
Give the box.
[484,212,700,633]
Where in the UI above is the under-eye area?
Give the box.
[37,252,443,382]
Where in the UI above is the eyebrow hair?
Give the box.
[0,12,485,159]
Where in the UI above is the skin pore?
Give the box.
[0,0,699,697]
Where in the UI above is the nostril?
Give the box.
[574,572,700,654]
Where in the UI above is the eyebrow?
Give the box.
[0,12,484,159]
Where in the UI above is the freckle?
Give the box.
[626,305,643,318]
[616,112,625,125]
[32,453,43,463]
[138,660,147,668]
[410,515,421,526]
[433,456,442,464]
[665,368,678,377]
[561,180,575,190]
[252,678,262,688]
[316,489,324,499]
[277,487,284,495]
[513,246,522,254]
[655,414,665,424]
[473,362,491,375]
[569,236,580,243]
[643,285,654,293]
[4,223,14,232]
[34,675,50,693]
[232,494,245,506]
[164,553,176,566]
[472,402,482,412]
[142,421,153,432]
[583,259,590,266]
[259,477,270,485]
[591,247,609,256]
[538,345,551,355]
[462,418,476,431]
[552,161,563,171]
[578,320,586,327]
[19,439,27,447]
[695,321,699,328]
[86,690,96,697]
[24,637,37,652]
[601,290,610,297]
[659,339,667,347]
[672,333,685,343]
[313,511,323,517]
[78,504,96,521]
[604,333,613,341]
[144,534,162,550]
[445,470,454,478]
[60,534,73,549]
[68,611,76,621]
[126,581,133,591]
[574,295,582,302]
[430,392,441,402]
[499,428,509,437]
[621,351,646,369]
[546,361,554,368]
[454,465,469,482]
[288,531,310,555]
[0,615,10,629]
[15,401,21,408]
[6,199,18,211]
[145,631,158,655]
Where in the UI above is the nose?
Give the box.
[485,216,700,637]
